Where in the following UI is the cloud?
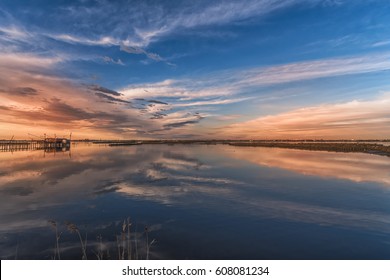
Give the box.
[0,52,62,72]
[218,94,390,139]
[0,53,145,138]
[214,114,242,121]
[0,52,208,138]
[50,33,170,63]
[164,119,203,129]
[121,78,238,102]
[372,40,390,47]
[2,87,38,96]
[2,1,390,140]
[148,99,168,105]
[122,52,390,101]
[58,0,312,47]
[45,33,168,63]
[162,113,204,129]
[173,97,252,107]
[94,92,131,104]
[128,0,322,47]
[119,51,390,129]
[2,48,390,139]
[0,0,324,66]
[0,25,31,43]
[88,85,122,97]
[235,52,390,87]
[102,56,124,65]
[120,45,164,62]
[48,33,118,46]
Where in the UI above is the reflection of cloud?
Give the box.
[241,195,390,233]
[116,183,232,206]
[1,144,390,247]
[224,146,390,185]
[0,171,41,185]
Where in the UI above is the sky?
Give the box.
[0,0,390,140]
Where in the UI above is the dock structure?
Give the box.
[0,138,71,152]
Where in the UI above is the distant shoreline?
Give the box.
[2,139,390,157]
[87,139,390,157]
[227,142,390,157]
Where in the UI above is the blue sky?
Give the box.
[1,0,390,139]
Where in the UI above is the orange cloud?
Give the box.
[0,53,184,139]
[217,95,390,139]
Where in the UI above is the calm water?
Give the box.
[1,144,390,259]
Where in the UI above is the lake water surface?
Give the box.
[1,144,390,259]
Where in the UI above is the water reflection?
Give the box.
[223,146,390,185]
[0,144,389,259]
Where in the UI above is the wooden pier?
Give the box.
[0,139,71,152]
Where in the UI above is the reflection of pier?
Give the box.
[0,139,71,152]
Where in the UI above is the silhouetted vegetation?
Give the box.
[47,219,156,260]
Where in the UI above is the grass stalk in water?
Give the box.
[144,226,156,260]
[117,218,132,260]
[65,221,88,260]
[48,220,62,260]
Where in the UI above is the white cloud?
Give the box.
[121,51,390,106]
[0,25,31,41]
[372,40,390,47]
[236,52,390,87]
[0,52,63,71]
[173,97,253,107]
[49,34,118,46]
[102,56,124,65]
[129,0,322,47]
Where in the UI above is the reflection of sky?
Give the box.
[222,146,390,185]
[1,144,390,259]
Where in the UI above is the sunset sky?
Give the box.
[1,0,390,139]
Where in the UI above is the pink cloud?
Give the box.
[217,95,390,139]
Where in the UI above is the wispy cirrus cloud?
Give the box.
[372,40,390,47]
[102,56,124,65]
[236,52,390,87]
[121,51,390,104]
[120,45,164,62]
[0,0,329,65]
[53,0,319,48]
[173,97,253,107]
[0,52,62,72]
[0,25,31,43]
